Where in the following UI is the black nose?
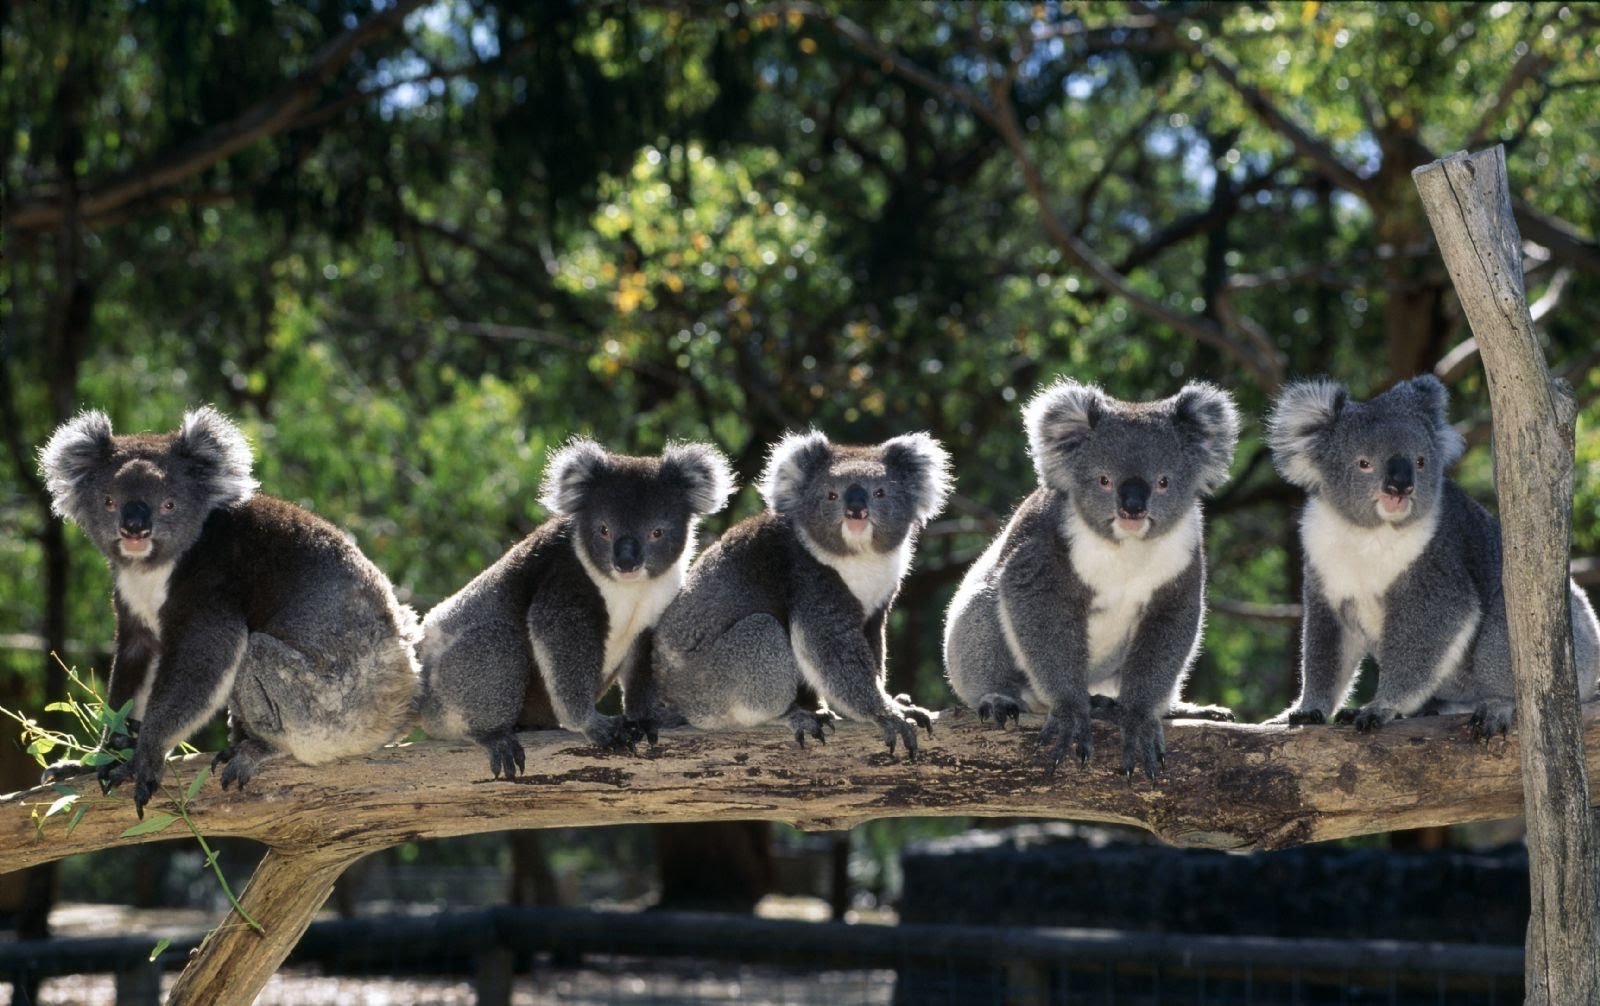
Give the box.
[613,535,642,573]
[844,484,869,520]
[1383,456,1414,497]
[1116,478,1150,519]
[120,500,152,537]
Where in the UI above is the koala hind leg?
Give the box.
[417,620,531,779]
[664,613,803,729]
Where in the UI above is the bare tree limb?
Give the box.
[7,0,425,234]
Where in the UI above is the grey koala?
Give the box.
[944,379,1240,780]
[647,430,952,758]
[416,438,735,779]
[38,408,420,817]
[1267,374,1600,734]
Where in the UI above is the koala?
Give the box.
[38,407,421,817]
[647,430,952,758]
[1267,374,1600,734]
[416,437,735,779]
[944,379,1240,780]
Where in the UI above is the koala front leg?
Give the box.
[1276,584,1362,725]
[996,556,1093,774]
[41,620,156,786]
[528,613,642,753]
[1112,567,1205,782]
[1354,605,1482,733]
[617,631,673,743]
[791,594,928,760]
[103,613,247,818]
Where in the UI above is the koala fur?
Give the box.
[416,438,735,779]
[38,407,420,816]
[944,379,1240,779]
[1268,374,1600,734]
[648,430,952,758]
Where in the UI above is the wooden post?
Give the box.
[1413,145,1600,1005]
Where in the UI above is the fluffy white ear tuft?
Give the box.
[881,432,953,524]
[1023,378,1106,491]
[38,410,116,518]
[662,441,738,515]
[177,406,259,506]
[1266,379,1347,490]
[540,437,611,515]
[758,430,833,514]
[1171,382,1241,495]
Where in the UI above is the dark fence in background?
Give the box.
[0,905,1524,1006]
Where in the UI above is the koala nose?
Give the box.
[613,535,642,573]
[120,500,152,538]
[1116,477,1150,519]
[843,484,869,520]
[1383,456,1415,497]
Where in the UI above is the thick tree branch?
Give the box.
[7,0,425,234]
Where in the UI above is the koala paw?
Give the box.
[1470,700,1514,740]
[1284,708,1328,726]
[1120,715,1166,782]
[628,717,661,747]
[1088,695,1120,721]
[1167,701,1235,722]
[892,696,936,739]
[976,693,1022,729]
[216,738,275,793]
[98,754,161,819]
[875,704,932,761]
[1039,706,1093,777]
[788,707,838,748]
[582,714,646,754]
[1343,705,1400,732]
[472,729,526,780]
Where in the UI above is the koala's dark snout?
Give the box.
[1116,478,1150,519]
[844,484,870,520]
[120,500,153,538]
[612,534,643,573]
[1383,456,1415,497]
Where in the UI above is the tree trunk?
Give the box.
[1412,144,1600,1006]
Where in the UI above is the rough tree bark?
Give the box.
[1413,145,1600,1006]
[5,711,1600,1004]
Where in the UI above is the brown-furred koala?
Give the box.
[38,407,420,816]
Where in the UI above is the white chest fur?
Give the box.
[577,545,689,678]
[115,562,174,638]
[1301,498,1437,642]
[1065,507,1200,674]
[800,528,912,617]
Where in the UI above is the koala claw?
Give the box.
[1285,708,1328,726]
[1120,717,1166,782]
[1346,705,1400,733]
[475,730,526,780]
[875,711,923,761]
[217,738,274,793]
[977,693,1022,729]
[789,707,838,748]
[1039,709,1093,777]
[1470,701,1514,740]
[582,715,646,754]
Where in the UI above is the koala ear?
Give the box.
[1402,373,1466,468]
[176,406,258,506]
[1171,382,1241,494]
[1024,378,1106,491]
[540,437,611,516]
[881,432,953,524]
[1266,379,1348,490]
[661,441,737,515]
[38,410,116,518]
[758,430,833,514]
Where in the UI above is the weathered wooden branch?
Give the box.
[6,711,1600,1002]
[1414,145,1600,1006]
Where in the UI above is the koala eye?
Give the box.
[650,528,664,540]
[873,487,885,499]
[1357,458,1373,471]
[1098,475,1111,489]
[599,524,611,538]
[1157,477,1170,491]
[826,491,838,501]
[1416,456,1426,470]
[160,499,176,513]
[104,496,116,511]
